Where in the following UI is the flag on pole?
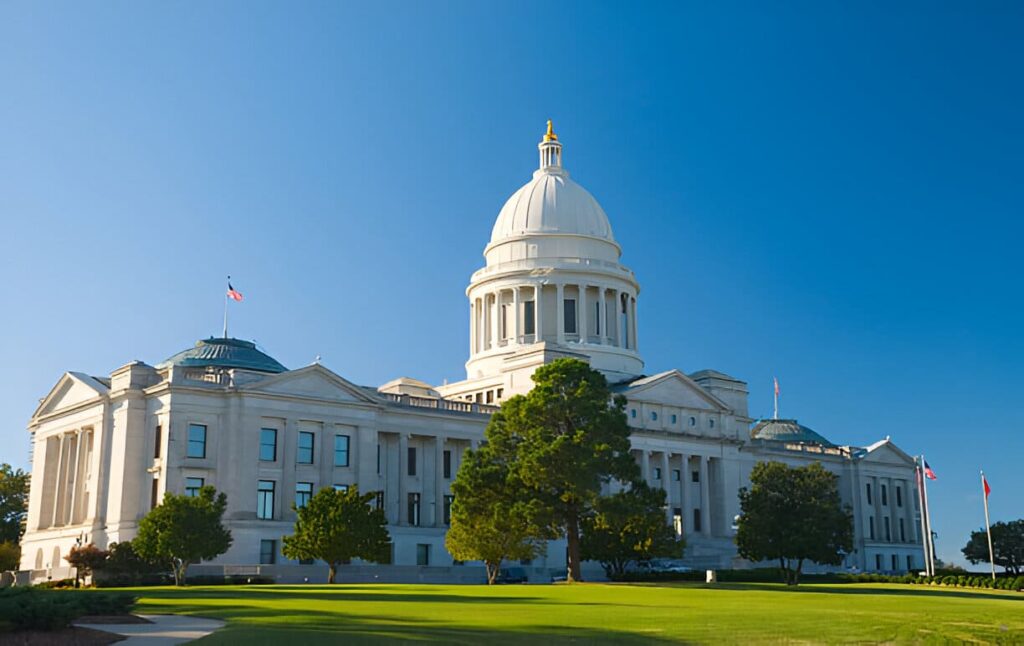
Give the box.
[983,474,991,498]
[924,460,937,480]
[774,377,780,396]
[227,282,244,302]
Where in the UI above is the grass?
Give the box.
[129,581,1024,644]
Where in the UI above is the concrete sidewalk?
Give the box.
[75,614,225,645]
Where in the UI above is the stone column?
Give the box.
[398,433,409,526]
[535,285,543,342]
[512,287,521,344]
[700,456,711,536]
[612,289,621,347]
[599,288,607,344]
[52,433,68,527]
[631,295,639,351]
[434,436,446,527]
[660,451,672,523]
[490,293,499,349]
[66,430,82,526]
[579,284,588,343]
[556,283,565,344]
[873,476,882,542]
[469,301,475,355]
[639,450,650,484]
[679,453,689,535]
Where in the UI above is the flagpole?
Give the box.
[773,378,778,420]
[223,275,230,338]
[921,454,936,576]
[915,460,931,575]
[982,470,995,581]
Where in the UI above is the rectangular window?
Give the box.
[595,301,601,335]
[891,554,898,571]
[444,494,454,525]
[875,554,882,570]
[259,428,277,462]
[653,467,662,480]
[297,431,315,464]
[564,298,577,334]
[407,447,417,476]
[296,482,313,508]
[896,486,903,507]
[408,492,421,526]
[374,490,384,510]
[416,543,430,566]
[443,450,452,479]
[884,517,891,542]
[869,516,875,540]
[673,509,682,535]
[154,424,162,459]
[500,304,508,340]
[151,478,160,510]
[906,555,913,571]
[333,484,349,492]
[260,539,276,565]
[523,300,536,335]
[693,508,701,532]
[866,483,873,506]
[881,484,888,506]
[691,470,700,483]
[187,423,207,458]
[900,518,906,542]
[672,469,681,482]
[257,480,275,520]
[376,443,381,474]
[334,435,350,467]
[185,477,204,497]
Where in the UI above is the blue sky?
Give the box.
[1,2,1020,566]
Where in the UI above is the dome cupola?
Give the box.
[157,337,287,374]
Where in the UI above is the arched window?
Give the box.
[651,411,658,421]
[709,419,715,428]
[34,548,43,570]
[51,546,61,569]
[689,416,696,427]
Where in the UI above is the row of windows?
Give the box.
[184,424,351,467]
[866,483,904,508]
[462,388,503,404]
[876,553,915,572]
[868,516,909,543]
[402,447,454,479]
[649,468,701,483]
[629,411,715,429]
[254,480,353,519]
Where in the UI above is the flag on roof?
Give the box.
[227,282,243,302]
[924,460,937,480]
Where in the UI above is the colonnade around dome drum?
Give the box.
[469,281,638,355]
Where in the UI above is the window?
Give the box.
[691,470,700,483]
[187,424,207,458]
[523,301,536,335]
[296,482,313,508]
[297,431,315,464]
[651,411,658,421]
[443,450,452,479]
[875,554,882,570]
[260,539,276,565]
[185,477,204,497]
[896,486,903,507]
[496,388,503,399]
[154,424,162,459]
[374,490,385,510]
[653,467,662,480]
[333,484,349,492]
[407,447,417,476]
[884,517,891,542]
[376,444,381,474]
[444,495,454,525]
[334,435,350,467]
[595,301,601,335]
[881,484,888,506]
[408,493,421,526]
[500,304,509,340]
[151,478,160,509]
[891,554,898,571]
[486,390,494,404]
[906,555,914,571]
[689,416,696,427]
[260,428,277,462]
[869,517,875,540]
[900,518,906,542]
[673,509,683,535]
[693,509,701,532]
[672,469,681,482]
[709,419,715,428]
[866,483,873,506]
[257,480,275,519]
[416,543,430,566]
[671,414,677,425]
[564,298,577,334]
[630,409,637,419]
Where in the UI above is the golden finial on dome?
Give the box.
[544,119,558,142]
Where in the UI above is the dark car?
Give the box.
[495,567,529,584]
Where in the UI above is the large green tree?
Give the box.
[736,461,853,585]
[446,440,546,584]
[581,482,684,577]
[134,486,232,586]
[490,358,638,582]
[962,519,1024,575]
[282,486,391,583]
[0,464,29,543]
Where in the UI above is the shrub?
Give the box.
[34,578,76,589]
[0,588,136,632]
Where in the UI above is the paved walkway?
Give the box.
[75,614,225,645]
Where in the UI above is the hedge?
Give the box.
[0,588,136,632]
[611,568,1024,591]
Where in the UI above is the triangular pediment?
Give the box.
[860,439,916,467]
[33,372,109,420]
[238,364,380,405]
[618,370,730,412]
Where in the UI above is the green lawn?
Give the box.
[130,582,1023,644]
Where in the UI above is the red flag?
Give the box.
[983,475,991,498]
[924,460,937,481]
[227,282,243,302]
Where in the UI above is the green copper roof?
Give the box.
[750,419,834,447]
[157,337,287,373]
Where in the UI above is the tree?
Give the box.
[962,519,1024,575]
[0,542,20,571]
[491,358,638,582]
[134,485,232,586]
[64,543,109,586]
[0,464,29,544]
[736,461,853,585]
[282,486,391,583]
[582,482,684,578]
[446,441,546,584]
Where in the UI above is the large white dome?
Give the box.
[489,170,616,245]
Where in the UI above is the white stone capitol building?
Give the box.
[21,123,925,581]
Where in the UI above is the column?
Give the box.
[512,287,521,344]
[469,301,475,355]
[556,283,565,344]
[700,456,711,536]
[579,285,588,343]
[51,433,67,527]
[873,476,882,542]
[66,430,82,526]
[903,478,916,542]
[679,453,689,535]
[660,451,672,523]
[612,289,621,347]
[631,296,639,351]
[398,433,409,526]
[434,436,446,527]
[639,450,650,484]
[490,293,499,349]
[534,285,543,342]
[475,298,483,352]
[598,288,607,344]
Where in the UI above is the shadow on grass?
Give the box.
[135,585,543,606]
[654,582,1024,603]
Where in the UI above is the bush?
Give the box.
[0,588,136,632]
[33,578,76,589]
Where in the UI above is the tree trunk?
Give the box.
[485,561,500,585]
[173,559,188,587]
[793,559,804,586]
[328,563,337,584]
[566,509,583,583]
[778,558,788,585]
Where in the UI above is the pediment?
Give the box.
[861,440,916,467]
[619,370,729,412]
[239,365,380,405]
[33,372,109,419]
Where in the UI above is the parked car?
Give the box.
[495,567,529,584]
[645,559,693,573]
[549,570,568,583]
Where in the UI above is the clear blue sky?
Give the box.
[1,2,1020,566]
